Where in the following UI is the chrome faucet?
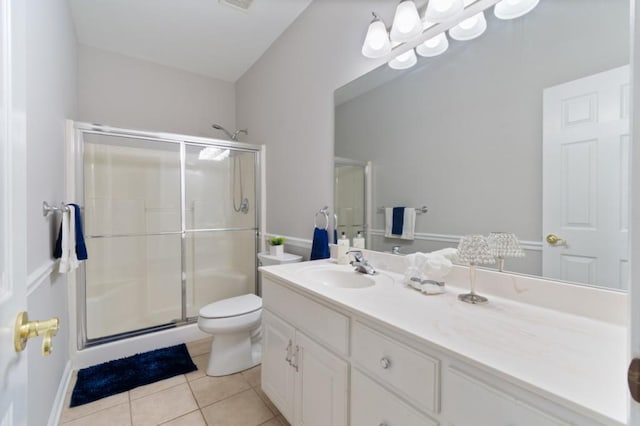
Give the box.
[347,250,377,275]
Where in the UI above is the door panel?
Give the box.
[543,65,629,289]
[262,310,295,423]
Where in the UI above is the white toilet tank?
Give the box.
[258,252,302,266]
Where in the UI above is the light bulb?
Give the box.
[388,48,417,70]
[494,0,540,20]
[390,1,422,43]
[424,0,464,23]
[362,13,391,58]
[416,32,449,57]
[449,11,486,41]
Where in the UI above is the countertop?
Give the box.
[260,260,627,425]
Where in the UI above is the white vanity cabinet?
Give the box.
[260,267,622,426]
[262,278,349,426]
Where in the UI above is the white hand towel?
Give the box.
[384,208,394,238]
[58,209,70,273]
[400,208,416,240]
[67,205,80,271]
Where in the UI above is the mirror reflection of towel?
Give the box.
[310,227,330,260]
[385,207,416,240]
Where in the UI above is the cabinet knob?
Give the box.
[380,357,391,369]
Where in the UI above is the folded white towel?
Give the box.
[384,207,416,240]
[58,209,70,273]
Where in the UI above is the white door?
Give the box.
[542,66,630,289]
[0,0,28,425]
[261,310,296,423]
[294,332,348,426]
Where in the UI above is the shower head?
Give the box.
[211,124,249,141]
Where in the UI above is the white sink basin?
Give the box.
[299,265,388,289]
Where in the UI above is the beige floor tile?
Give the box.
[130,383,198,426]
[159,410,206,426]
[277,415,290,426]
[189,373,250,408]
[130,374,186,400]
[258,418,282,426]
[242,365,261,388]
[67,370,78,394]
[186,337,212,357]
[61,402,131,426]
[200,389,274,426]
[60,391,129,423]
[185,354,209,381]
[254,387,280,416]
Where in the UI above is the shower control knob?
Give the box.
[380,357,391,369]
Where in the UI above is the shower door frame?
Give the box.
[71,122,263,349]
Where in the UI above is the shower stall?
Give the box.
[71,123,262,349]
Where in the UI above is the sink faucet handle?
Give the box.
[346,250,364,262]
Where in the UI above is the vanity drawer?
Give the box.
[351,368,438,426]
[262,277,349,356]
[352,321,440,414]
[445,367,571,426]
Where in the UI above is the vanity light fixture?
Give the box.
[424,0,465,23]
[457,234,495,304]
[389,48,418,70]
[390,1,423,43]
[487,232,525,272]
[449,11,487,41]
[494,0,540,20]
[416,28,449,57]
[362,13,392,58]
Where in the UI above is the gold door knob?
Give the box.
[546,234,566,246]
[14,312,60,356]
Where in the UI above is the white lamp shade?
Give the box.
[388,48,417,70]
[362,18,391,58]
[449,11,487,41]
[494,0,540,20]
[457,235,495,265]
[424,0,464,23]
[390,1,422,43]
[416,32,449,57]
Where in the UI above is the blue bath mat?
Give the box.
[70,343,197,407]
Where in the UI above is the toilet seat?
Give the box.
[199,294,262,319]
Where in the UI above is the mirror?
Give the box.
[334,0,630,290]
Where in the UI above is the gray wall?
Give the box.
[236,0,394,242]
[26,0,77,424]
[78,45,236,137]
[335,0,629,245]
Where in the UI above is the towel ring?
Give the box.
[314,207,329,230]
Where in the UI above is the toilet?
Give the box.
[197,251,302,376]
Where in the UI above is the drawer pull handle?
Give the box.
[380,357,391,369]
[285,339,292,365]
[292,345,300,372]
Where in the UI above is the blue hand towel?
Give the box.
[54,203,88,261]
[392,207,405,235]
[70,203,88,260]
[310,227,330,260]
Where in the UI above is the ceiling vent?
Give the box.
[219,0,253,12]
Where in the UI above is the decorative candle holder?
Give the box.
[487,232,525,272]
[457,235,495,304]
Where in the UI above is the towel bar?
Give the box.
[42,201,69,217]
[314,206,329,230]
[377,206,428,214]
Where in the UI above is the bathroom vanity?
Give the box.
[259,255,626,426]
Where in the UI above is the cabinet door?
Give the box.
[294,332,348,426]
[262,310,296,422]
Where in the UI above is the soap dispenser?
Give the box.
[352,231,365,249]
[337,232,350,264]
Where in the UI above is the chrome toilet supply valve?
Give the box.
[14,311,60,356]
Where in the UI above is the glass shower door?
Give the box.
[83,134,182,340]
[184,144,257,318]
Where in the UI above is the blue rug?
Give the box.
[70,343,197,407]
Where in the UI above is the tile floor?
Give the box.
[59,338,290,426]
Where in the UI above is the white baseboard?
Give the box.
[48,360,72,426]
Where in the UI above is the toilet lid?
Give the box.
[199,294,262,319]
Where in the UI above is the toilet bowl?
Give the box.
[197,293,262,376]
